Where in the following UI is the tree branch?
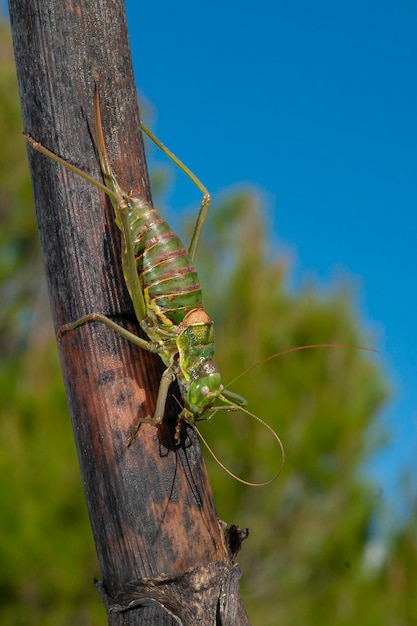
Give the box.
[9,0,250,623]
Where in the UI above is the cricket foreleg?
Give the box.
[127,368,177,445]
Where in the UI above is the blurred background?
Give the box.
[1,1,416,624]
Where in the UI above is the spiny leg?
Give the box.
[58,312,155,352]
[60,311,178,443]
[127,368,177,445]
[60,311,181,444]
[23,133,121,204]
[140,124,211,264]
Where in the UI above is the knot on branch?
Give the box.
[95,560,243,624]
[224,524,250,560]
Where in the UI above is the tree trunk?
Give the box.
[8,0,250,623]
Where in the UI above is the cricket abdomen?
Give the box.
[130,205,204,326]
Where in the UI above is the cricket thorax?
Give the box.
[174,310,224,419]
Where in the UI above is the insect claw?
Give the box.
[126,416,165,447]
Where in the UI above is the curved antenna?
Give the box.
[195,343,375,485]
[195,394,285,487]
[225,343,376,390]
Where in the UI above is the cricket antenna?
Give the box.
[225,343,376,389]
[195,395,285,487]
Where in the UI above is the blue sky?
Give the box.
[125,1,416,523]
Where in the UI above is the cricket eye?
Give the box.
[201,385,210,396]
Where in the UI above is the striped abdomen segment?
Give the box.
[130,203,203,326]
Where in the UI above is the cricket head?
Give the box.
[181,358,224,421]
[176,309,248,425]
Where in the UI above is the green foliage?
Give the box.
[0,341,104,626]
[2,17,417,626]
[0,23,40,361]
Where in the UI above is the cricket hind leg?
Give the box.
[139,124,211,264]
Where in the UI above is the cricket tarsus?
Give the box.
[24,87,286,486]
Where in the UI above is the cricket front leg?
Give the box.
[127,368,176,446]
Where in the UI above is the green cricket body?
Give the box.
[24,88,285,483]
[121,197,223,425]
[92,91,224,433]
